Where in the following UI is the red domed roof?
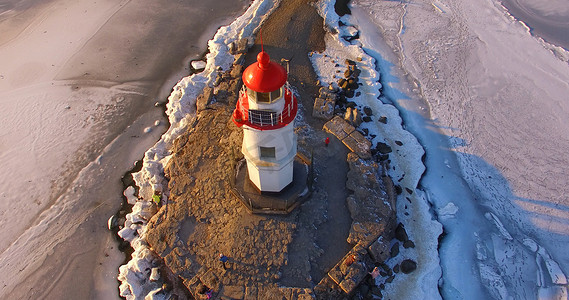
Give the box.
[242,51,287,93]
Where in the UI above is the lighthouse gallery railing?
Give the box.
[238,85,296,128]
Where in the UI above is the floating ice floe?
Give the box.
[190,60,207,70]
[438,202,458,219]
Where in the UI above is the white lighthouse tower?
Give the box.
[232,51,298,192]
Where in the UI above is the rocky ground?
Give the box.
[140,0,412,299]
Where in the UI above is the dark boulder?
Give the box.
[376,142,392,154]
[400,259,417,274]
[394,223,409,242]
[390,242,399,258]
[403,240,415,249]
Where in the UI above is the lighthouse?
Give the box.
[232,51,298,192]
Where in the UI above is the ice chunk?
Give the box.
[439,202,458,219]
[124,186,138,205]
[478,262,508,300]
[537,246,567,285]
[475,240,488,260]
[484,212,513,240]
[545,258,567,285]
[108,215,117,230]
[191,60,206,70]
[522,238,538,253]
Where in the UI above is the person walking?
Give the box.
[219,253,229,270]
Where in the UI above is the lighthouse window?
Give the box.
[270,89,281,101]
[257,92,271,103]
[260,146,276,158]
[248,88,282,104]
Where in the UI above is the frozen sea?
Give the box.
[0,0,249,298]
[1,0,569,298]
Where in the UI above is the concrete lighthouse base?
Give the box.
[231,154,312,214]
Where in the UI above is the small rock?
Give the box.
[378,116,387,124]
[400,259,417,274]
[395,140,403,146]
[234,53,246,65]
[362,116,371,122]
[376,142,392,154]
[390,243,399,258]
[393,264,400,273]
[196,86,213,111]
[395,223,409,242]
[149,267,160,281]
[230,64,243,78]
[348,78,357,88]
[394,185,402,195]
[403,240,415,248]
[237,38,249,54]
[363,106,373,116]
[229,41,237,54]
[344,107,362,127]
[338,78,349,89]
[313,98,336,120]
